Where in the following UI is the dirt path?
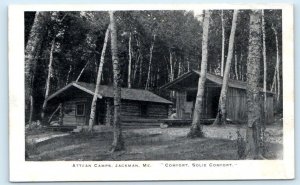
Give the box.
[26,132,69,144]
[129,125,283,144]
[26,125,283,161]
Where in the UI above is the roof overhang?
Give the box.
[160,70,275,95]
[46,82,173,104]
[46,82,102,102]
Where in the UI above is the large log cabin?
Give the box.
[46,82,172,127]
[160,70,275,124]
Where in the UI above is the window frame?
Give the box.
[76,103,85,116]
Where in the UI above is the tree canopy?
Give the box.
[24,10,282,122]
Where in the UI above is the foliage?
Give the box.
[24,10,282,122]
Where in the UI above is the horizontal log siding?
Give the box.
[147,104,168,118]
[119,100,168,120]
[62,98,88,126]
[120,101,141,119]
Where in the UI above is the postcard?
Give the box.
[9,3,294,181]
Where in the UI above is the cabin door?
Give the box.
[75,103,86,126]
[97,101,106,125]
[207,87,221,118]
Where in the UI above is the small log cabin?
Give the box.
[46,82,172,126]
[160,70,275,124]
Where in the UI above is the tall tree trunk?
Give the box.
[47,103,61,124]
[271,24,281,103]
[88,25,110,132]
[145,34,156,89]
[76,60,90,82]
[187,56,190,71]
[109,11,124,152]
[169,49,174,82]
[262,10,267,124]
[245,10,264,159]
[213,10,239,125]
[169,50,175,99]
[271,69,277,93]
[128,32,132,88]
[138,53,143,87]
[234,50,239,80]
[221,10,225,76]
[239,53,244,80]
[65,65,72,85]
[133,50,140,84]
[187,10,210,138]
[58,103,64,125]
[133,39,141,84]
[41,38,55,123]
[25,12,50,124]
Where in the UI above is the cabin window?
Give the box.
[76,103,85,116]
[186,91,197,102]
[140,104,148,117]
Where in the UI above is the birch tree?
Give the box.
[41,38,55,122]
[271,24,281,103]
[245,10,264,159]
[220,10,225,76]
[234,50,239,80]
[262,10,267,124]
[213,10,239,125]
[187,10,210,138]
[109,11,124,151]
[76,60,91,82]
[65,65,72,85]
[145,33,156,89]
[128,32,132,88]
[25,12,50,124]
[88,25,110,132]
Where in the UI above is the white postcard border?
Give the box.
[9,3,294,181]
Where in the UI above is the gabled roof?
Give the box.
[160,70,274,94]
[47,82,172,104]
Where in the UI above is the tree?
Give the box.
[220,10,225,76]
[25,12,50,124]
[261,10,267,124]
[187,10,210,138]
[213,10,239,125]
[271,23,281,104]
[109,11,124,152]
[145,33,156,89]
[245,10,264,159]
[88,24,110,132]
[128,32,132,88]
[76,60,91,82]
[40,38,55,122]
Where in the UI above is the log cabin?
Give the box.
[46,82,172,127]
[160,70,275,124]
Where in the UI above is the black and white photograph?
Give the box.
[9,3,294,181]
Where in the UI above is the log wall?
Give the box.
[175,86,274,124]
[62,97,89,126]
[120,100,169,120]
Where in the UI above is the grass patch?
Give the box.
[26,127,283,161]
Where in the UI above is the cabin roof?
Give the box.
[47,82,173,104]
[160,70,274,94]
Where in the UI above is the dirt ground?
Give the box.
[26,125,283,161]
